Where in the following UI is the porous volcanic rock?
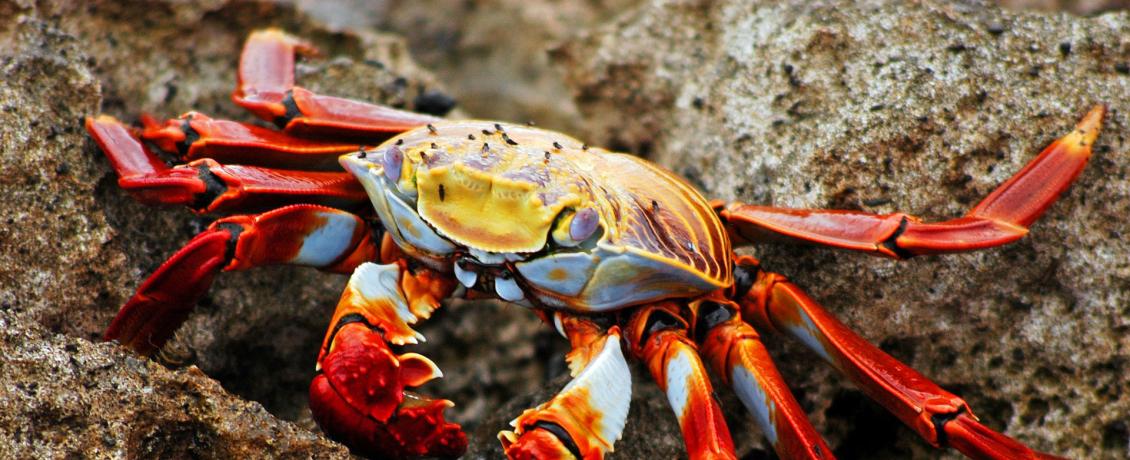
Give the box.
[555,0,1130,458]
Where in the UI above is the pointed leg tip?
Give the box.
[86,114,119,129]
[1056,104,1107,155]
[1076,104,1106,143]
[248,28,318,56]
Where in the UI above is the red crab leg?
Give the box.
[721,105,1105,259]
[692,295,834,460]
[138,112,361,170]
[233,29,439,139]
[500,315,632,460]
[312,261,465,459]
[625,303,738,460]
[87,115,366,213]
[733,259,1063,459]
[106,204,378,355]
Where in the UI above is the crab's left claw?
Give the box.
[499,317,632,460]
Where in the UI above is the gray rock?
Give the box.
[0,0,532,457]
[554,0,1130,458]
[5,0,1129,459]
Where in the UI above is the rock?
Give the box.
[555,0,1130,458]
[0,321,350,458]
[361,0,643,133]
[0,0,550,457]
[1000,0,1130,15]
[5,0,1128,458]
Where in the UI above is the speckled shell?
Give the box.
[342,121,732,311]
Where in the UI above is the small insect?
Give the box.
[85,29,1105,460]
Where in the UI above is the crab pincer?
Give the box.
[310,262,466,459]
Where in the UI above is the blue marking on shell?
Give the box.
[383,145,403,182]
[731,365,780,447]
[570,207,599,242]
[291,211,358,267]
[515,252,596,297]
[578,246,719,311]
[385,187,457,256]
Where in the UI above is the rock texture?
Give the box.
[0,0,555,457]
[555,0,1130,458]
[3,0,1129,459]
[368,0,642,133]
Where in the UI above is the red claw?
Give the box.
[310,322,466,459]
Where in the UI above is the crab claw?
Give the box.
[310,321,466,459]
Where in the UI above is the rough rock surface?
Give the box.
[3,0,1129,459]
[0,0,557,457]
[555,0,1130,458]
[287,0,642,133]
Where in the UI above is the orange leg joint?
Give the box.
[233,29,439,139]
[104,204,377,355]
[692,296,834,459]
[625,304,737,460]
[722,105,1106,259]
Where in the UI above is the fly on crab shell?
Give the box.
[85,29,1105,460]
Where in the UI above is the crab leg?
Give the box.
[87,115,366,213]
[233,29,439,139]
[692,295,834,460]
[721,105,1105,259]
[624,303,738,460]
[733,260,1063,459]
[138,112,361,170]
[106,204,378,354]
[499,314,632,460]
[312,261,465,459]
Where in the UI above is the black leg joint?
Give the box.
[177,116,201,157]
[930,406,966,448]
[214,222,244,264]
[320,313,377,357]
[693,300,735,344]
[880,216,916,260]
[639,309,685,346]
[273,89,303,129]
[732,260,761,300]
[192,165,228,211]
[531,421,584,460]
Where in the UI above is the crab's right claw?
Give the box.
[310,320,466,459]
[311,262,466,459]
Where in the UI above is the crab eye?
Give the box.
[552,207,600,247]
[383,145,403,182]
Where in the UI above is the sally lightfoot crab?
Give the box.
[86,29,1105,460]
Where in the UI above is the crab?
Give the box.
[84,29,1106,460]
